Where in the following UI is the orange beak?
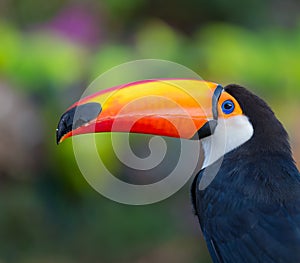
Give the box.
[56,79,223,144]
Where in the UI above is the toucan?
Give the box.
[57,79,300,263]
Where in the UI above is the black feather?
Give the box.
[192,85,300,263]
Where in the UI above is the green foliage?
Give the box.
[89,44,134,80]
[135,20,183,60]
[196,23,300,98]
[0,21,85,93]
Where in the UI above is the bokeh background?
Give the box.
[0,0,300,262]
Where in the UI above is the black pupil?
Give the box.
[224,102,233,110]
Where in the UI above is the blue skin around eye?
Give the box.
[222,100,235,114]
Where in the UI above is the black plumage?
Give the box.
[192,85,300,262]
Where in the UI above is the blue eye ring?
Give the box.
[221,100,235,114]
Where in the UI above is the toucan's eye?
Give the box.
[221,100,235,114]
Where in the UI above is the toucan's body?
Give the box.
[192,85,300,263]
[57,79,300,262]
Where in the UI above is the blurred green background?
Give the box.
[0,0,300,262]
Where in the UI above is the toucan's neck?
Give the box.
[217,138,299,202]
[224,132,296,171]
[225,115,293,163]
[203,84,299,202]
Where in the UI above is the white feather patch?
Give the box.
[201,115,254,169]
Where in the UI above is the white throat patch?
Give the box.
[201,115,254,169]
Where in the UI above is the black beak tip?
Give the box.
[56,113,73,145]
[56,129,60,145]
[56,128,63,145]
[56,102,102,145]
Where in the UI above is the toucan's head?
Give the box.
[57,79,283,167]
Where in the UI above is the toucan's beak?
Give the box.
[56,79,223,144]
